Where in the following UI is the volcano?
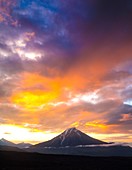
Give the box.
[33,127,107,148]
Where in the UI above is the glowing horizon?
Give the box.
[0,124,132,145]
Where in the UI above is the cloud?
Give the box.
[103,104,132,134]
[4,132,11,135]
[0,0,17,24]
[0,0,132,142]
[106,104,132,123]
[0,56,24,75]
[0,0,132,78]
[0,103,21,125]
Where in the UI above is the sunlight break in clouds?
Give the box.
[0,124,58,144]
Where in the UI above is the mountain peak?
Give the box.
[0,138,16,147]
[63,127,77,134]
[67,127,77,131]
[0,138,9,142]
[1,138,5,141]
[33,128,107,148]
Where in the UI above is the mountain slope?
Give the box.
[33,127,107,148]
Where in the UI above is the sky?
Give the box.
[0,0,132,144]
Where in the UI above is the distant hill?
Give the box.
[0,138,32,149]
[16,142,32,149]
[0,138,16,147]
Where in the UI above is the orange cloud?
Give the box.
[11,89,60,111]
[10,73,62,111]
[85,121,107,130]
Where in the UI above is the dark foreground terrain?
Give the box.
[0,151,132,170]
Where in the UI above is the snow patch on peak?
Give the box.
[63,127,77,136]
[60,127,80,145]
[66,127,77,132]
